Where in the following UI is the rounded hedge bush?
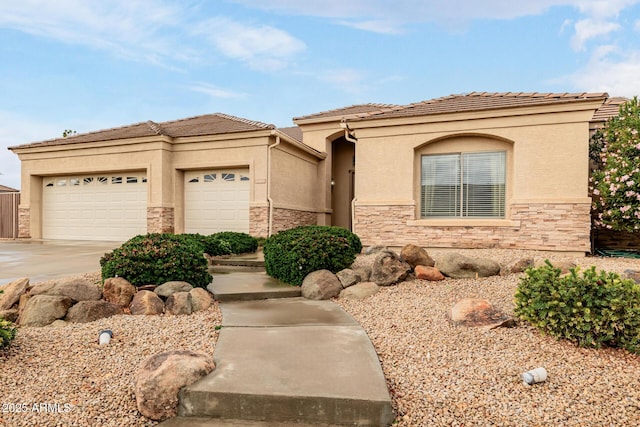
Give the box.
[514,261,640,353]
[263,225,362,286]
[213,231,259,254]
[100,233,211,288]
[183,233,233,257]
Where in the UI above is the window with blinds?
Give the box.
[421,151,506,218]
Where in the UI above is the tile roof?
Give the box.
[346,92,610,121]
[293,103,402,122]
[0,184,19,192]
[9,113,276,150]
[592,96,626,122]
[278,126,303,142]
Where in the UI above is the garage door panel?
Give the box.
[185,169,249,234]
[43,173,147,241]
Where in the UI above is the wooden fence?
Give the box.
[0,192,20,238]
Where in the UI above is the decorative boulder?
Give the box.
[364,245,388,255]
[103,277,137,308]
[339,282,380,300]
[0,309,19,323]
[130,290,165,315]
[301,270,343,300]
[0,277,29,310]
[436,253,501,279]
[624,269,640,284]
[165,292,192,315]
[450,298,515,328]
[154,281,193,298]
[500,257,535,276]
[370,250,411,286]
[135,350,215,421]
[534,259,576,274]
[415,265,445,281]
[30,277,102,302]
[189,288,212,312]
[66,300,123,323]
[18,295,73,327]
[400,244,435,269]
[336,269,361,288]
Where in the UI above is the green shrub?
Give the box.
[100,233,211,288]
[0,317,16,349]
[514,261,640,353]
[182,233,233,257]
[263,225,362,286]
[213,231,258,254]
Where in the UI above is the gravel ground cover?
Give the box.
[0,272,222,427]
[337,249,640,427]
[1,250,639,427]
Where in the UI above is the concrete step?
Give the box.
[209,265,266,274]
[177,305,394,426]
[207,272,300,301]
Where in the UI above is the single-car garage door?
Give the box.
[185,168,250,234]
[43,173,147,241]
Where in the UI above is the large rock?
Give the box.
[30,277,102,302]
[130,290,165,315]
[336,268,361,288]
[189,288,212,312]
[301,270,343,300]
[0,277,29,310]
[165,292,192,315]
[624,269,640,284]
[103,277,137,308]
[135,350,215,421]
[364,245,388,255]
[450,298,515,328]
[154,281,193,298]
[534,259,576,274]
[66,300,122,323]
[18,295,73,327]
[0,309,19,322]
[339,282,380,300]
[501,257,535,276]
[370,250,411,286]
[415,265,445,281]
[436,253,501,279]
[400,244,435,269]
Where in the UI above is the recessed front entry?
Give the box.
[184,168,250,234]
[331,137,355,230]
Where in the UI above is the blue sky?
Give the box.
[2,0,640,190]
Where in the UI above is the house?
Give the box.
[0,184,19,193]
[9,92,618,253]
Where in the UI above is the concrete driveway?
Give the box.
[0,240,121,286]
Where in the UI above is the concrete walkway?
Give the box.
[161,270,394,426]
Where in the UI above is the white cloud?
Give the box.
[193,18,305,71]
[571,18,620,50]
[554,46,640,96]
[0,111,63,190]
[188,82,247,99]
[337,20,404,35]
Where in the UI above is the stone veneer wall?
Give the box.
[354,203,591,252]
[18,207,30,238]
[271,208,318,234]
[147,207,174,234]
[249,206,269,237]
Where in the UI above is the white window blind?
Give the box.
[421,151,506,218]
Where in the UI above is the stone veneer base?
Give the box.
[147,207,175,234]
[354,203,591,252]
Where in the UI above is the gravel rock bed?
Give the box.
[0,272,222,427]
[337,249,640,426]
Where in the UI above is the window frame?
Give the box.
[420,150,506,219]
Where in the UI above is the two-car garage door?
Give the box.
[42,173,147,241]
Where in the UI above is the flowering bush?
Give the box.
[590,97,640,232]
